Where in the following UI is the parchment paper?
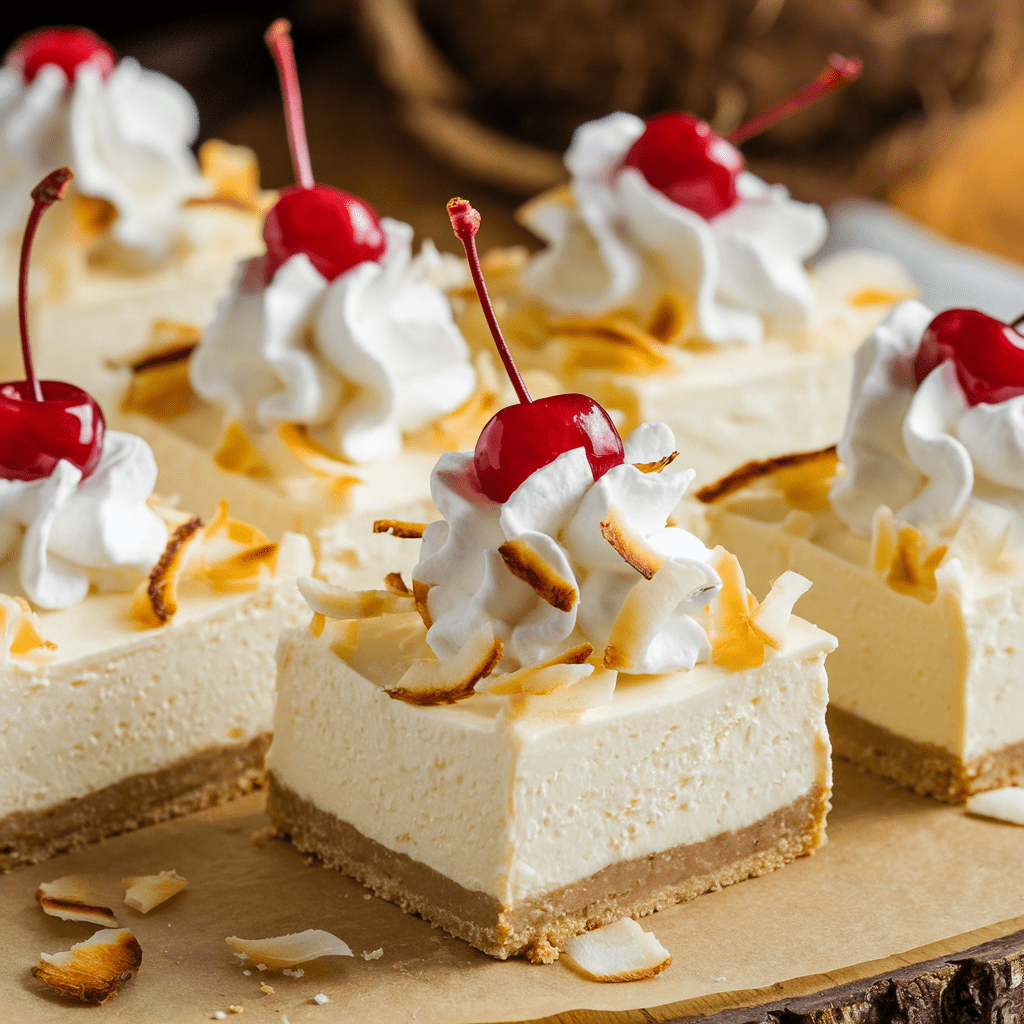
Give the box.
[5,759,1024,1024]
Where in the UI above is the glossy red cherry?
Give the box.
[263,184,386,283]
[914,309,1024,406]
[8,27,115,84]
[621,55,862,220]
[261,20,385,285]
[1,167,105,483]
[448,197,624,503]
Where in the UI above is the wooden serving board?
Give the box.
[4,758,1024,1024]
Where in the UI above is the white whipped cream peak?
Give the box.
[832,299,1024,535]
[190,217,477,463]
[518,111,827,344]
[0,56,210,265]
[0,430,168,610]
[414,424,720,674]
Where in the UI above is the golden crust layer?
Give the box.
[0,735,270,872]
[829,706,1024,804]
[267,775,828,963]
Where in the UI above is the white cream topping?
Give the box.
[831,299,1024,536]
[413,424,720,674]
[0,57,210,265]
[189,218,477,463]
[0,431,167,610]
[518,112,827,343]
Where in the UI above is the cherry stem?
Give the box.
[18,167,73,402]
[447,198,532,406]
[265,19,314,190]
[726,54,863,146]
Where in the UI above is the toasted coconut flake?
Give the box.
[695,446,838,504]
[298,577,414,620]
[873,517,948,601]
[277,424,361,497]
[482,644,594,695]
[556,314,674,376]
[499,538,578,611]
[37,876,118,926]
[633,451,678,474]
[562,918,671,982]
[33,928,142,1004]
[198,139,269,212]
[131,517,203,627]
[225,930,353,970]
[387,623,502,705]
[645,293,690,344]
[412,579,433,628]
[599,506,665,580]
[849,287,916,307]
[204,501,271,547]
[708,548,764,671]
[122,870,187,913]
[504,666,617,722]
[966,788,1024,826]
[214,420,272,476]
[0,594,56,660]
[384,572,412,595]
[74,194,116,238]
[115,321,199,420]
[870,506,898,575]
[373,519,427,539]
[748,572,812,648]
[198,543,279,590]
[310,612,326,637]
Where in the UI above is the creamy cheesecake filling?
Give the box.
[705,500,1024,768]
[267,618,833,907]
[0,533,312,820]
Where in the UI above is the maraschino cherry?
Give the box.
[913,309,1024,407]
[0,167,105,482]
[261,19,386,284]
[448,198,624,503]
[7,27,115,85]
[622,54,863,220]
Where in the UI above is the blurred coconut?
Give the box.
[354,0,1024,204]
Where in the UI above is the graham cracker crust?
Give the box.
[0,734,270,872]
[828,706,1024,803]
[267,773,828,962]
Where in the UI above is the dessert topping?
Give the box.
[226,930,353,970]
[0,594,55,658]
[448,197,624,502]
[561,917,672,982]
[36,876,118,926]
[8,27,115,85]
[622,55,862,220]
[914,308,1024,406]
[122,870,187,913]
[1,167,105,482]
[32,928,142,1004]
[261,20,385,284]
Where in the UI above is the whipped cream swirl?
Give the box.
[519,112,827,344]
[413,423,721,674]
[832,299,1024,535]
[189,218,477,463]
[0,431,168,610]
[0,55,209,265]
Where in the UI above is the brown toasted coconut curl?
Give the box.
[386,622,502,705]
[297,576,414,620]
[480,643,594,696]
[499,538,578,612]
[383,572,412,595]
[562,918,671,982]
[36,876,118,926]
[634,452,678,474]
[373,519,427,539]
[32,928,142,1004]
[122,870,188,913]
[225,930,353,969]
[137,517,204,625]
[695,446,838,504]
[599,506,666,580]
